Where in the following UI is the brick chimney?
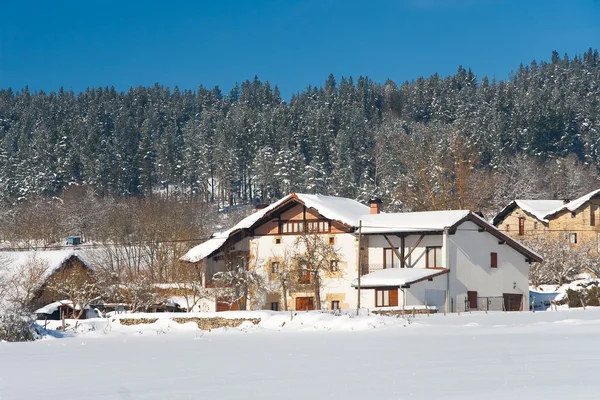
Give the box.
[369,198,382,214]
[563,199,570,205]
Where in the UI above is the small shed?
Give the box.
[67,236,82,246]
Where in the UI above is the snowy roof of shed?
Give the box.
[0,250,92,283]
[351,268,448,288]
[360,210,471,234]
[180,193,370,263]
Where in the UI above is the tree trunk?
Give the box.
[313,274,321,310]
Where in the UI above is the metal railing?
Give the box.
[453,296,505,312]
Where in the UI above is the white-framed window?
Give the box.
[570,233,578,244]
[271,302,279,311]
[271,261,280,273]
[329,260,339,271]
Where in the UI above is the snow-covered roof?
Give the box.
[351,268,448,288]
[494,190,600,225]
[181,193,370,263]
[34,300,74,315]
[516,200,565,222]
[360,210,471,234]
[546,189,600,217]
[492,200,565,225]
[0,250,92,284]
[361,210,542,262]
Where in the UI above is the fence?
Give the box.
[453,296,505,312]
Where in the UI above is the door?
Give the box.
[216,300,240,312]
[503,293,523,311]
[295,297,314,311]
[467,291,478,310]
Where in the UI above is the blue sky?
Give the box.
[1,0,599,98]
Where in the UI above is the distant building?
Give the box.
[493,190,600,263]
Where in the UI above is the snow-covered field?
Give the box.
[2,309,600,399]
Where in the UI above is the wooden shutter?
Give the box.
[518,217,525,236]
[389,289,399,307]
[490,252,498,268]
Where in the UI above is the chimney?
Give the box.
[563,199,570,205]
[369,198,382,214]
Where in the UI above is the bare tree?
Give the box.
[213,254,266,311]
[266,247,299,311]
[292,233,342,310]
[4,255,48,308]
[524,236,596,287]
[396,123,497,212]
[45,265,99,321]
[117,271,162,312]
[170,260,211,312]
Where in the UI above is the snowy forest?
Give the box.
[1,49,599,216]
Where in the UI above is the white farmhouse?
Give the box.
[181,193,541,312]
[356,210,541,312]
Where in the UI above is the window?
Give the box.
[490,252,498,268]
[570,233,578,244]
[299,264,310,284]
[534,222,538,230]
[306,220,330,233]
[571,212,576,219]
[331,300,340,310]
[271,302,279,311]
[383,248,400,269]
[591,205,596,227]
[506,224,510,232]
[426,247,442,268]
[275,238,281,244]
[518,217,525,236]
[271,261,280,273]
[329,260,339,272]
[375,289,399,307]
[328,237,335,245]
[282,221,304,234]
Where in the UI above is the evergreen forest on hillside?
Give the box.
[1,49,600,214]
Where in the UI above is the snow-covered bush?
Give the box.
[0,305,36,342]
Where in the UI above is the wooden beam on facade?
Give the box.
[403,234,425,264]
[383,234,403,263]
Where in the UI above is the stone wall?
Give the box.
[117,316,261,330]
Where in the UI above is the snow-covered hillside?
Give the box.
[2,309,600,399]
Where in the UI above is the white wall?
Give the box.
[251,233,360,310]
[448,221,530,310]
[367,234,443,269]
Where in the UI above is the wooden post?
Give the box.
[356,220,362,312]
[61,307,65,331]
[425,301,430,317]
[580,297,586,310]
[412,307,415,318]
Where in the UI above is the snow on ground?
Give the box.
[2,309,600,399]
